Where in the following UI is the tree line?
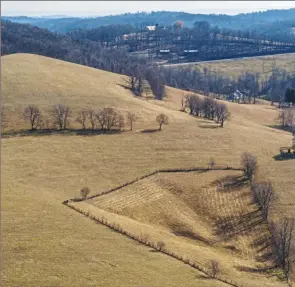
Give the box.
[23,104,169,132]
[160,65,295,105]
[240,152,294,280]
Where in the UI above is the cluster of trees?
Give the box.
[161,65,295,106]
[184,94,230,127]
[24,104,127,131]
[126,64,166,99]
[241,152,295,279]
[23,105,169,132]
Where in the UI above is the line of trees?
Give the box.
[241,152,295,280]
[23,105,127,132]
[184,94,230,127]
[23,105,170,132]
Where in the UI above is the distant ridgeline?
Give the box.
[2,14,295,65]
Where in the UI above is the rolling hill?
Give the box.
[2,53,294,287]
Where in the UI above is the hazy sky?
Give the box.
[2,1,295,17]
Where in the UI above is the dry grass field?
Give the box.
[167,53,295,79]
[2,53,295,287]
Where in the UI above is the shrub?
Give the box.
[208,157,216,169]
[80,187,90,200]
[156,240,166,251]
[156,113,169,130]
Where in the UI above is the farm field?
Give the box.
[164,53,295,79]
[1,53,295,287]
[71,169,282,287]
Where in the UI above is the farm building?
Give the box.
[226,90,245,102]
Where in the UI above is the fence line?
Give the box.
[63,201,244,287]
[64,165,242,203]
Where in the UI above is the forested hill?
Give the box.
[3,9,295,35]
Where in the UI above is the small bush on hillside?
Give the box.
[80,187,90,200]
[241,152,258,182]
[208,157,216,169]
[156,240,166,251]
[156,114,169,130]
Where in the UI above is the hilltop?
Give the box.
[2,54,294,287]
[3,9,295,34]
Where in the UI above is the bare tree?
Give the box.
[24,105,42,130]
[277,108,289,127]
[185,94,204,116]
[96,108,122,131]
[156,114,169,130]
[215,103,230,127]
[271,217,295,278]
[80,187,90,200]
[209,260,220,278]
[51,104,71,130]
[95,108,107,131]
[127,111,138,131]
[180,94,186,112]
[76,109,88,129]
[251,181,274,220]
[208,157,216,169]
[241,152,258,182]
[87,109,96,131]
[1,106,6,130]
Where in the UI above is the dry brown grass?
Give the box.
[2,53,294,287]
[168,53,295,79]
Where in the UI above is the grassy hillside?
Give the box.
[2,54,294,287]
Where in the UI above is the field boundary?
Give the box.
[63,165,243,203]
[63,201,245,287]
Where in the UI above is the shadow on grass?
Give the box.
[268,125,294,134]
[199,124,220,129]
[213,209,263,239]
[196,274,211,280]
[250,234,275,263]
[116,83,131,90]
[235,265,275,274]
[2,128,122,138]
[140,129,161,134]
[212,175,249,193]
[273,154,295,161]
